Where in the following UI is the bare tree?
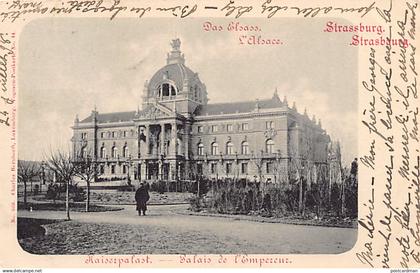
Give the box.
[272,150,288,184]
[287,146,303,214]
[250,150,265,210]
[73,153,96,212]
[328,140,343,216]
[17,160,40,208]
[47,150,76,220]
[252,150,264,183]
[288,140,313,216]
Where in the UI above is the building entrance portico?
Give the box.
[135,118,185,182]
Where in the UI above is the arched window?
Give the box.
[241,141,249,155]
[112,146,118,158]
[159,83,177,97]
[122,146,129,158]
[100,147,106,158]
[226,141,234,155]
[170,84,176,96]
[197,143,204,155]
[211,142,219,155]
[266,139,275,154]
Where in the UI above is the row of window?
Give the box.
[99,146,130,158]
[202,161,275,175]
[197,123,247,133]
[100,130,130,139]
[83,121,275,140]
[197,139,275,156]
[82,139,276,159]
[81,145,131,159]
[158,83,177,97]
[100,161,275,176]
[196,121,274,134]
[80,131,132,140]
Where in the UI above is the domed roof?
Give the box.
[147,39,204,93]
[148,62,198,92]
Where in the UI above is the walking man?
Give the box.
[135,182,150,216]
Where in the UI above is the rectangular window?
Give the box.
[210,163,217,174]
[111,165,116,174]
[99,165,104,174]
[266,162,273,174]
[242,123,249,131]
[197,126,203,133]
[241,162,248,174]
[122,165,127,174]
[226,162,232,174]
[266,121,274,129]
[112,131,116,138]
[100,132,105,138]
[81,132,87,139]
[211,125,218,132]
[226,124,233,132]
[123,131,127,137]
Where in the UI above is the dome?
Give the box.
[148,62,200,92]
[144,39,207,103]
[142,39,208,107]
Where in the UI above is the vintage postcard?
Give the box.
[0,0,418,270]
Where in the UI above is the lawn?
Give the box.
[18,202,123,212]
[18,219,253,254]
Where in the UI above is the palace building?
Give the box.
[71,39,331,183]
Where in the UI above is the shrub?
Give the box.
[188,196,203,212]
[116,185,135,192]
[69,184,86,202]
[194,174,357,220]
[45,183,59,202]
[45,182,86,202]
[150,180,166,194]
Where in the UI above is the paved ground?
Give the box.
[18,204,357,254]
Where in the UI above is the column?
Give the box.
[169,161,177,181]
[158,160,163,180]
[160,123,165,156]
[178,162,182,180]
[184,122,191,159]
[170,122,177,157]
[145,125,149,155]
[135,162,140,181]
[141,161,148,181]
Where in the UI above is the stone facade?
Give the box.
[71,39,331,183]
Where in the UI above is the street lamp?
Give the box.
[127,155,132,185]
[138,126,146,182]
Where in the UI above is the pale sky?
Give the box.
[18,17,358,164]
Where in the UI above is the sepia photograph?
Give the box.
[16,17,358,255]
